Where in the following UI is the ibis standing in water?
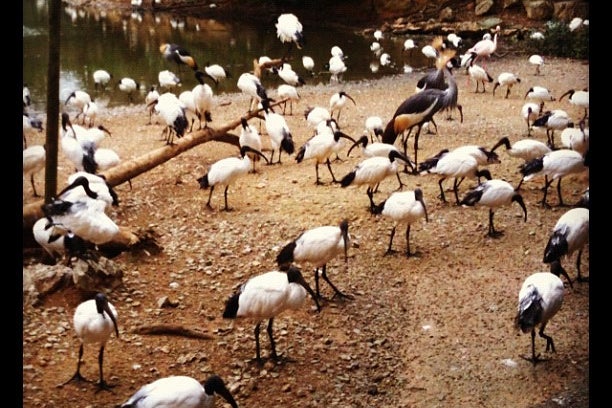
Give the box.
[371,188,429,257]
[197,145,269,211]
[222,266,320,364]
[62,293,119,392]
[119,374,238,408]
[515,262,567,365]
[543,207,589,284]
[459,179,527,238]
[276,219,353,300]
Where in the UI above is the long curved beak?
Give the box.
[418,197,429,222]
[514,194,527,222]
[296,273,321,312]
[346,136,366,157]
[345,93,356,106]
[99,125,112,137]
[336,131,356,144]
[244,146,270,164]
[102,300,119,338]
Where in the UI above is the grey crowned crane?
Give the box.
[197,145,269,211]
[222,266,320,364]
[159,42,198,71]
[543,207,589,284]
[519,149,589,207]
[340,150,414,212]
[459,179,527,238]
[381,49,458,171]
[119,375,238,408]
[515,262,567,365]
[276,219,353,300]
[370,188,429,257]
[61,293,119,392]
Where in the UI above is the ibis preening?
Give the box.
[459,179,527,238]
[222,266,320,364]
[492,72,521,98]
[515,263,566,365]
[263,105,295,164]
[302,55,315,75]
[23,145,45,197]
[159,42,198,71]
[197,145,269,211]
[32,218,94,266]
[119,375,238,408]
[144,86,160,124]
[275,13,304,59]
[326,55,347,83]
[532,109,573,149]
[158,69,181,91]
[559,88,589,122]
[371,188,429,257]
[295,121,355,185]
[519,149,589,207]
[419,149,492,205]
[276,219,353,300]
[61,293,119,392]
[381,49,458,170]
[23,111,44,148]
[274,62,306,87]
[543,207,589,284]
[340,150,414,211]
[238,117,263,173]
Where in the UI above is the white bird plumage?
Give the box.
[119,375,238,408]
[118,77,139,102]
[62,293,119,392]
[276,84,300,115]
[543,207,589,283]
[93,69,112,91]
[371,188,429,256]
[532,109,573,149]
[492,72,521,98]
[263,105,295,164]
[222,266,320,363]
[528,54,544,75]
[23,145,46,197]
[276,220,353,300]
[520,101,541,136]
[275,13,304,58]
[239,117,263,173]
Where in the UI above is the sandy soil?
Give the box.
[22,53,589,407]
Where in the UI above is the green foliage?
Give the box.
[523,20,589,59]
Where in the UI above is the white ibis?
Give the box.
[543,207,589,283]
[275,62,305,87]
[459,179,527,237]
[304,106,331,129]
[371,188,429,257]
[419,149,493,205]
[559,119,589,156]
[364,116,384,142]
[329,91,356,124]
[23,111,44,148]
[119,375,238,408]
[159,42,198,71]
[465,25,500,68]
[23,83,32,107]
[524,86,555,113]
[515,262,567,365]
[61,293,119,392]
[158,69,181,91]
[466,54,494,93]
[193,70,216,129]
[519,148,589,207]
[237,72,271,112]
[275,13,304,59]
[276,219,353,300]
[492,72,521,98]
[263,105,295,164]
[148,92,189,145]
[144,86,160,125]
[276,84,300,115]
[239,117,263,173]
[559,88,589,122]
[178,90,198,132]
[295,122,355,185]
[532,109,573,149]
[197,145,269,211]
[528,54,544,75]
[302,55,315,75]
[381,49,457,170]
[23,145,45,197]
[202,62,230,87]
[340,150,414,211]
[60,172,119,209]
[490,136,551,189]
[326,55,347,83]
[92,69,112,91]
[118,77,139,103]
[32,218,94,266]
[520,102,541,136]
[222,266,320,363]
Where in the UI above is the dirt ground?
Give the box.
[22,53,589,407]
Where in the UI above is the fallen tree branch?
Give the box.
[132,324,213,340]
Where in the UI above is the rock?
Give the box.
[522,0,554,20]
[71,256,124,291]
[475,0,495,16]
[439,7,455,22]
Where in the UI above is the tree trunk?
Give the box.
[23,106,274,249]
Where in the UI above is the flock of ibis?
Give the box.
[22,11,589,406]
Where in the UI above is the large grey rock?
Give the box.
[522,0,554,20]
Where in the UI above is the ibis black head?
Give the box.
[512,193,527,222]
[414,188,429,222]
[286,266,321,312]
[202,375,238,408]
[94,293,119,338]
